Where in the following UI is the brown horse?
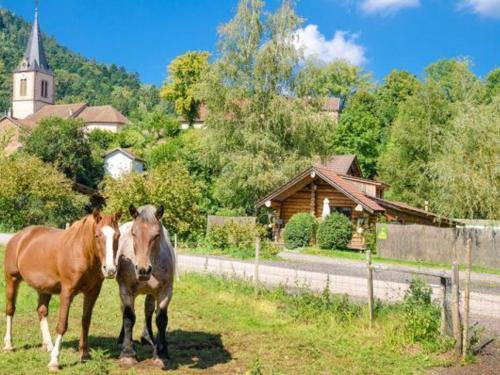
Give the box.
[3,209,121,371]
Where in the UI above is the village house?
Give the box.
[103,148,145,179]
[256,155,452,249]
[0,8,128,154]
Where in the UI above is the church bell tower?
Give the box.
[12,4,54,119]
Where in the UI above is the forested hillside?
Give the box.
[0,8,159,115]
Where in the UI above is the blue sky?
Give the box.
[1,0,499,86]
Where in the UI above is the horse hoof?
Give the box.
[152,357,167,369]
[3,344,13,352]
[48,364,59,372]
[80,352,91,362]
[119,356,138,366]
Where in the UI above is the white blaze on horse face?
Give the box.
[3,315,12,351]
[48,334,62,369]
[102,226,117,278]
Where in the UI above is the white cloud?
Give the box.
[360,0,420,14]
[459,0,500,18]
[294,25,367,66]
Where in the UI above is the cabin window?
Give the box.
[332,207,352,219]
[41,80,48,98]
[20,79,27,96]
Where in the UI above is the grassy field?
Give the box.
[0,247,455,374]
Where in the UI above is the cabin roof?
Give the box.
[104,148,144,162]
[256,164,385,214]
[316,155,363,177]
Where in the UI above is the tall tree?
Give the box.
[197,0,335,211]
[431,96,500,219]
[378,82,455,207]
[425,59,482,103]
[22,117,103,187]
[331,91,382,178]
[160,51,210,124]
[485,68,500,100]
[295,59,372,99]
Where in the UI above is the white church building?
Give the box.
[0,7,128,154]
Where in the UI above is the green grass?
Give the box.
[302,247,500,276]
[0,246,456,374]
[177,245,280,261]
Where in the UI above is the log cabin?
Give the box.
[256,155,453,250]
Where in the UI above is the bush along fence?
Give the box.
[366,237,494,360]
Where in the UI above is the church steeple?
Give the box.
[11,2,54,119]
[16,3,51,73]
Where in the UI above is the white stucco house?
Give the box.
[104,148,144,179]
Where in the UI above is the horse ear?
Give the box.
[114,210,123,222]
[129,204,139,219]
[92,208,102,223]
[155,205,164,220]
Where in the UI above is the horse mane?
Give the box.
[136,205,159,223]
[65,214,98,260]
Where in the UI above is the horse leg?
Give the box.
[119,290,137,364]
[153,286,173,368]
[48,287,74,372]
[3,274,20,351]
[37,293,53,352]
[79,283,102,362]
[140,294,155,347]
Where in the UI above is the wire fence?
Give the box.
[175,235,500,357]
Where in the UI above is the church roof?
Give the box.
[17,103,128,128]
[16,7,51,73]
[19,103,87,128]
[78,105,129,124]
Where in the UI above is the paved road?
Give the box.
[278,251,500,296]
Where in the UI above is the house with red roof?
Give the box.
[256,155,453,249]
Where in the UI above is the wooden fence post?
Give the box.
[462,238,472,359]
[440,276,453,336]
[366,250,374,327]
[451,261,462,357]
[254,236,261,295]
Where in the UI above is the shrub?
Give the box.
[87,129,118,151]
[206,221,257,257]
[102,161,203,239]
[402,278,444,351]
[317,213,352,250]
[0,154,88,230]
[283,213,318,249]
[261,240,281,258]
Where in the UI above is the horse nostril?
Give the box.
[146,266,152,275]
